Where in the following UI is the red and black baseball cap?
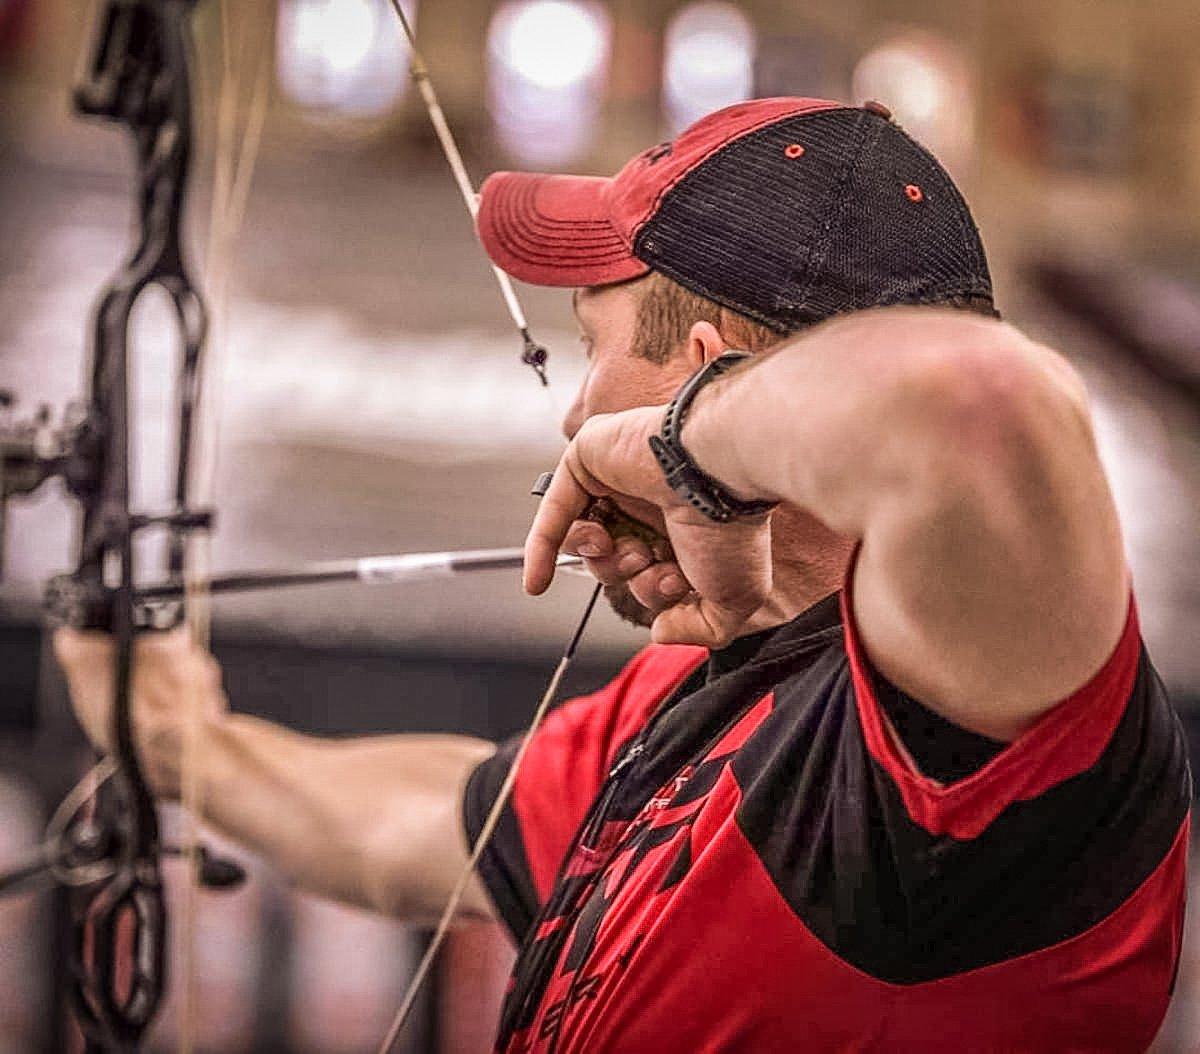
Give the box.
[477,97,994,332]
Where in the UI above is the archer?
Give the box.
[58,98,1190,1052]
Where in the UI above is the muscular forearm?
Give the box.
[683,307,1059,536]
[56,630,500,922]
[185,715,496,919]
[679,306,1126,730]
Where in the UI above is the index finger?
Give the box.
[524,457,596,595]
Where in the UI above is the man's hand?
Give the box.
[54,628,227,799]
[524,406,773,648]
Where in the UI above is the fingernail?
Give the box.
[618,552,650,576]
[659,574,687,598]
[578,543,603,557]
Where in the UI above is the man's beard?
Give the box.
[603,581,657,629]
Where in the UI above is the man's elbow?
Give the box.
[909,332,1126,616]
[911,332,1095,492]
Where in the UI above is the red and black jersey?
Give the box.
[463,587,1191,1053]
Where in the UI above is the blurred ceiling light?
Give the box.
[664,2,756,134]
[277,0,412,118]
[488,0,611,166]
[851,33,973,174]
[497,0,607,89]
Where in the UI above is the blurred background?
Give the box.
[1,0,1198,1050]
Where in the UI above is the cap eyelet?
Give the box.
[784,143,805,159]
[905,184,924,203]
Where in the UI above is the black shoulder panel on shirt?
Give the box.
[463,736,539,943]
[732,648,1192,984]
[874,675,1007,783]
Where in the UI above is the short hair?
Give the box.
[631,270,999,365]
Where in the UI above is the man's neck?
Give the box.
[738,508,854,636]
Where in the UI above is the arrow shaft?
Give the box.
[134,549,583,600]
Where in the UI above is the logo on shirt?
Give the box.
[500,752,734,1049]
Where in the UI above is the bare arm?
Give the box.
[199,719,496,919]
[681,309,1128,739]
[55,631,497,921]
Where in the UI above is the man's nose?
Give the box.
[561,394,586,442]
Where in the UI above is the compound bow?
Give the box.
[0,0,601,1050]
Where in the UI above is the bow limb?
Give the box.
[53,2,261,1048]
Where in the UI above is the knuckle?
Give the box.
[628,578,664,612]
[52,629,77,661]
[614,537,651,559]
[576,413,610,441]
[583,557,622,587]
[563,522,589,544]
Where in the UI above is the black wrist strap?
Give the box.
[648,351,778,523]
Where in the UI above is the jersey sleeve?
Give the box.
[462,644,706,943]
[733,562,1188,988]
[840,559,1144,839]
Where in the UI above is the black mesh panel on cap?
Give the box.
[632,108,993,332]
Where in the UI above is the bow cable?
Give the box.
[177,3,271,1050]
[377,582,602,1054]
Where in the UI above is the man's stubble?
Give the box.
[603,581,658,629]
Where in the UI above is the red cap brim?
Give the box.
[477,171,650,288]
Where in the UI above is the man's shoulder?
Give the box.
[550,643,709,759]
[609,642,709,697]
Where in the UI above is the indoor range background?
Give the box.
[1,0,1199,1050]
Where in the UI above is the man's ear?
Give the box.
[685,321,731,369]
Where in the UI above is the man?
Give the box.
[58,99,1189,1052]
